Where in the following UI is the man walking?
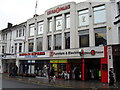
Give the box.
[49,67,55,83]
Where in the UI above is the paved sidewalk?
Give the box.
[2,74,119,89]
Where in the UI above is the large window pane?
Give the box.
[65,14,70,29]
[94,5,106,24]
[95,27,107,46]
[54,34,61,50]
[48,36,51,50]
[48,18,52,32]
[37,37,43,51]
[55,16,62,31]
[29,24,35,36]
[79,30,89,48]
[38,21,44,35]
[28,39,34,52]
[78,9,89,26]
[65,32,70,49]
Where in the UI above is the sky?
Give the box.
[0,0,86,30]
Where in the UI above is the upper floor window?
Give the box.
[93,5,106,24]
[2,33,7,40]
[28,39,34,52]
[15,43,17,54]
[48,35,51,50]
[37,37,43,51]
[65,14,70,29]
[55,15,62,31]
[38,21,44,35]
[95,27,107,46]
[19,29,22,37]
[29,24,35,36]
[48,18,52,32]
[78,9,89,27]
[65,32,70,49]
[79,30,89,48]
[23,29,25,36]
[117,2,120,14]
[16,30,18,37]
[19,43,22,53]
[54,34,61,50]
[2,46,5,53]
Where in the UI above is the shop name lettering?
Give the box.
[19,52,45,56]
[53,51,79,55]
[47,5,70,15]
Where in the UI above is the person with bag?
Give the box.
[109,68,115,86]
[49,67,55,83]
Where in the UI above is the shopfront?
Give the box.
[17,51,50,77]
[79,46,108,83]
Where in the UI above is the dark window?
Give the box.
[19,43,22,52]
[2,46,5,53]
[65,32,70,49]
[95,27,107,46]
[79,30,89,48]
[48,36,51,50]
[54,34,61,50]
[37,37,43,51]
[28,39,34,52]
[15,43,17,54]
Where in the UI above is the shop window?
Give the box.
[54,34,61,50]
[65,32,70,49]
[79,30,89,48]
[95,27,107,46]
[28,39,34,52]
[93,5,106,24]
[78,9,89,27]
[55,15,62,31]
[48,35,51,50]
[48,18,52,32]
[37,37,43,51]
[38,21,44,35]
[65,13,70,29]
[29,24,35,36]
[19,43,22,53]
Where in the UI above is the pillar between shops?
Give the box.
[82,59,85,81]
[101,46,108,83]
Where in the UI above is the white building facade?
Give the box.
[1,0,120,83]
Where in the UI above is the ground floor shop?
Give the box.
[17,46,108,83]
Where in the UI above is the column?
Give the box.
[82,59,85,81]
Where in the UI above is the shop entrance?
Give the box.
[85,59,101,81]
[113,56,120,82]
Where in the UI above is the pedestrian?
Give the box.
[109,68,115,86]
[49,67,55,83]
[74,67,80,80]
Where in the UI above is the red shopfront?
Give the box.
[80,46,108,83]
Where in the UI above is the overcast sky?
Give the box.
[0,0,87,30]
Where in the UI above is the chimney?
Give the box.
[7,22,13,28]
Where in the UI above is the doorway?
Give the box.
[113,56,120,82]
[85,59,100,81]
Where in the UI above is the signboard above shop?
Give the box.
[47,5,70,15]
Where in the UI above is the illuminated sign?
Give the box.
[47,5,70,15]
[19,52,45,56]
